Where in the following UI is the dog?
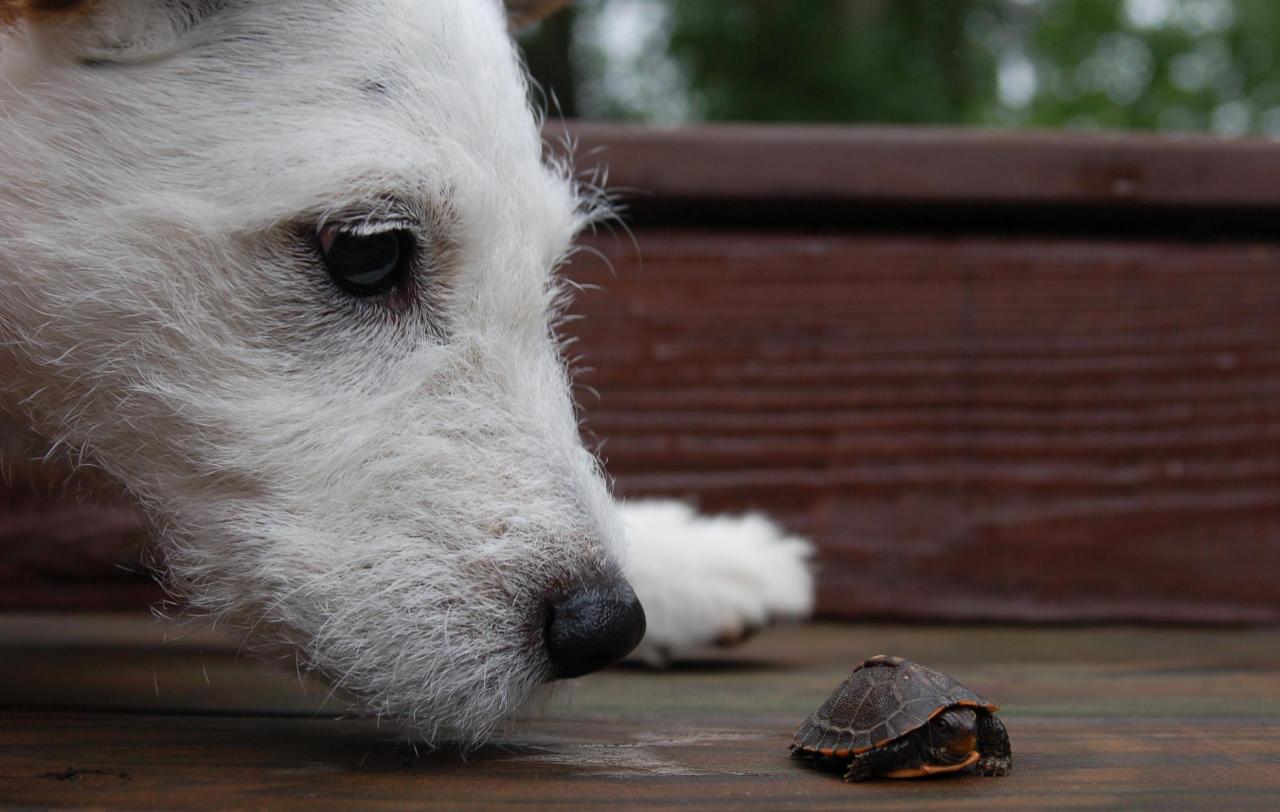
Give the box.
[0,0,813,745]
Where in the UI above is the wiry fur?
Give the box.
[0,0,812,746]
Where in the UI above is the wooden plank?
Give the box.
[558,122,1280,209]
[2,618,1279,810]
[4,713,1279,811]
[561,231,1280,622]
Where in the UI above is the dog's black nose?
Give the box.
[545,579,646,679]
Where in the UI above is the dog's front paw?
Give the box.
[620,500,815,666]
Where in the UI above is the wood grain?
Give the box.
[559,121,1280,209]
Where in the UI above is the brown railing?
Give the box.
[5,123,1280,622]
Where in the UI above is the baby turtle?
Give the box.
[791,655,1012,781]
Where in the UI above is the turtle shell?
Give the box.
[792,655,999,759]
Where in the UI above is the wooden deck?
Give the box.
[2,616,1278,810]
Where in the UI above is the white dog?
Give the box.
[0,0,812,745]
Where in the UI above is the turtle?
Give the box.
[790,655,1012,782]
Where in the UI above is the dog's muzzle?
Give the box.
[544,579,646,679]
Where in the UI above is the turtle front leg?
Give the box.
[975,713,1012,776]
[843,737,921,782]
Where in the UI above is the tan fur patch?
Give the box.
[1,0,97,26]
[504,0,570,30]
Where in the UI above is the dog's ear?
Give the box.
[2,0,221,63]
[504,0,570,31]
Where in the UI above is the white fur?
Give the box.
[0,0,812,744]
[623,501,814,666]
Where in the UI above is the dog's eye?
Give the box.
[316,224,413,296]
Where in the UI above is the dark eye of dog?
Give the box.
[316,224,413,296]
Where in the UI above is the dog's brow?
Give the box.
[219,164,431,233]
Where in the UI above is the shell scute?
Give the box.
[791,656,998,756]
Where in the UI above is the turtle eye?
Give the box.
[316,223,414,296]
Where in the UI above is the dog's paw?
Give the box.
[619,500,815,666]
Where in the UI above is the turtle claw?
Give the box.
[974,756,1012,777]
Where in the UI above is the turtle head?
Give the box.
[925,707,979,764]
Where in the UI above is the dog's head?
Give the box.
[0,0,643,743]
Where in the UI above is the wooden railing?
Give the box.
[4,123,1280,622]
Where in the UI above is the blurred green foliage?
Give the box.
[520,0,1280,134]
[661,1,1000,124]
